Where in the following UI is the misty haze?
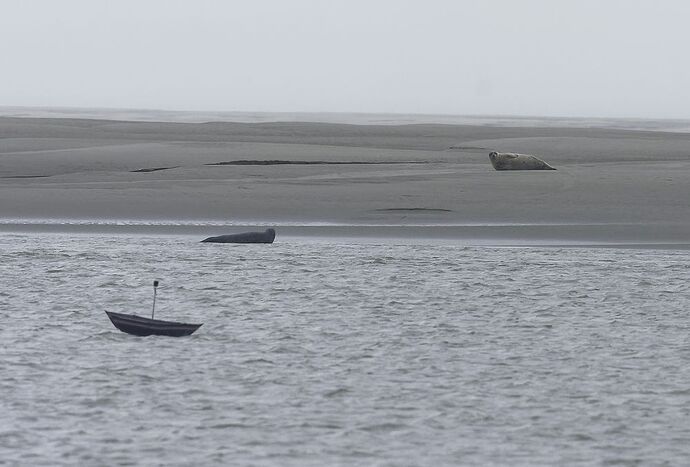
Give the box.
[1,1,689,466]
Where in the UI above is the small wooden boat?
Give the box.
[105,311,202,337]
[105,280,202,337]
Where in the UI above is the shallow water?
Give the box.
[1,233,689,466]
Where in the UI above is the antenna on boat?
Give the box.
[152,280,159,319]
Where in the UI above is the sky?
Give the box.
[1,0,689,118]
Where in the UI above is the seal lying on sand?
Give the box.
[201,228,276,244]
[489,152,556,171]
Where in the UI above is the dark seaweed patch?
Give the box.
[375,208,453,213]
[131,166,180,173]
[206,160,429,166]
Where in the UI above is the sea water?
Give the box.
[1,232,689,466]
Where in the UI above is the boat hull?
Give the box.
[105,311,202,337]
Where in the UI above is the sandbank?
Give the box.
[1,111,689,247]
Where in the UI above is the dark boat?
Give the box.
[105,310,202,337]
[105,280,202,337]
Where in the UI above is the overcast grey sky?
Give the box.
[1,0,689,118]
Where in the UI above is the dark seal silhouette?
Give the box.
[201,228,276,244]
[489,152,556,171]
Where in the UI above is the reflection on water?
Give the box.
[1,233,689,465]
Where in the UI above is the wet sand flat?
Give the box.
[1,116,689,245]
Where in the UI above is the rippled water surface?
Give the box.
[1,233,690,466]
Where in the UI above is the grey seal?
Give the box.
[489,152,556,171]
[201,228,276,244]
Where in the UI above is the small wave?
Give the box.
[206,423,250,430]
[323,388,350,398]
[359,422,408,432]
[241,358,275,365]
